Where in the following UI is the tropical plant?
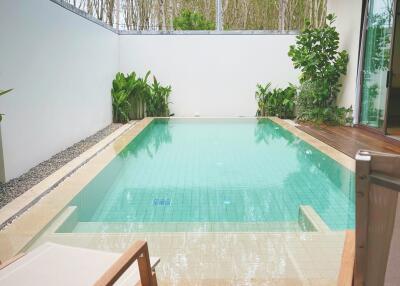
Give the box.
[127,71,151,120]
[0,88,13,122]
[0,89,12,96]
[111,72,172,122]
[288,13,350,125]
[255,83,296,118]
[173,9,215,30]
[111,73,131,123]
[146,77,171,117]
[111,90,131,123]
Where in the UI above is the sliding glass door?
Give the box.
[360,0,395,130]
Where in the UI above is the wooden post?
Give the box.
[354,151,371,286]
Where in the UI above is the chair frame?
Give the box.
[0,241,157,286]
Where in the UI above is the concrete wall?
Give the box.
[119,34,299,117]
[327,0,363,113]
[0,0,118,181]
[0,0,363,182]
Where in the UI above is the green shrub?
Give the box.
[111,72,171,123]
[173,9,215,30]
[288,14,351,125]
[296,81,353,125]
[111,73,131,123]
[146,77,171,117]
[127,71,151,120]
[255,83,296,118]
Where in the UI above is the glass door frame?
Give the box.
[384,0,400,134]
[357,0,399,134]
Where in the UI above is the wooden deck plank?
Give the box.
[296,124,400,158]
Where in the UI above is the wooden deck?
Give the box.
[296,124,400,158]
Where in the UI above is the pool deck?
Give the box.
[296,123,400,157]
[30,230,345,285]
[0,117,354,285]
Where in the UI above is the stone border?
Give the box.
[0,122,136,228]
[270,117,355,172]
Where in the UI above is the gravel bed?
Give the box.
[0,123,123,209]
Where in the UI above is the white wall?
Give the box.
[328,0,363,112]
[0,0,118,181]
[119,35,299,117]
[0,0,362,182]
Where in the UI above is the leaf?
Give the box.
[0,89,13,96]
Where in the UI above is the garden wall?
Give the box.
[327,0,363,118]
[119,34,299,117]
[0,0,361,182]
[0,0,118,181]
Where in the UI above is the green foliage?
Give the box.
[255,83,296,119]
[173,9,215,30]
[146,77,171,117]
[127,71,151,120]
[111,73,132,123]
[296,81,353,125]
[366,13,392,73]
[111,72,171,123]
[288,14,351,125]
[0,89,12,97]
[360,84,384,126]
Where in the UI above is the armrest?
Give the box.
[94,240,157,286]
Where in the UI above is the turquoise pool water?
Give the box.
[60,118,355,232]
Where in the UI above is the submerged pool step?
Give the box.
[69,222,303,233]
[52,206,330,233]
[53,205,329,233]
[65,221,303,233]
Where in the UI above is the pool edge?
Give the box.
[269,117,355,172]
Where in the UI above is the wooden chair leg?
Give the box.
[95,241,158,286]
[137,244,153,286]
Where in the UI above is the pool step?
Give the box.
[299,205,331,232]
[66,221,303,233]
[51,205,330,233]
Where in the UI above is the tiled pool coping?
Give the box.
[270,118,354,172]
[0,117,354,264]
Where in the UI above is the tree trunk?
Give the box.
[278,0,288,31]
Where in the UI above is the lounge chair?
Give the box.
[0,240,159,286]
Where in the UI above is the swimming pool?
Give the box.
[57,118,355,233]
